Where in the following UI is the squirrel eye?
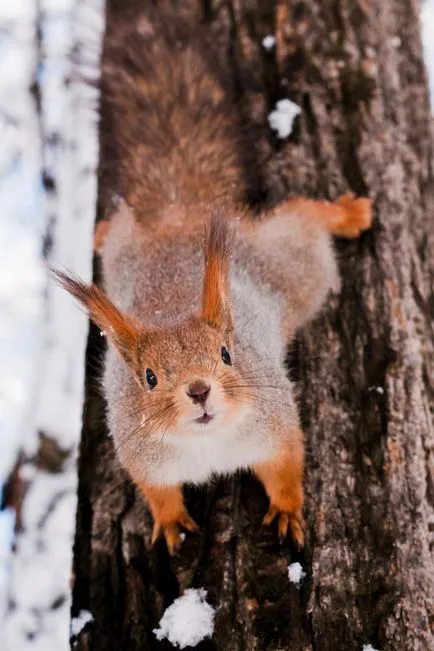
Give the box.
[145,368,158,389]
[221,346,232,366]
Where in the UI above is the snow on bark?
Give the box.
[153,589,216,649]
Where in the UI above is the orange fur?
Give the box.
[94,220,110,254]
[135,480,198,554]
[201,213,234,335]
[254,433,305,548]
[281,192,373,238]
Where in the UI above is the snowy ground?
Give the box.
[0,1,432,650]
[0,0,104,648]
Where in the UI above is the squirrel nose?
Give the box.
[187,380,210,405]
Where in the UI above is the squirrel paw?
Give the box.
[151,511,198,555]
[263,505,305,549]
[333,192,373,238]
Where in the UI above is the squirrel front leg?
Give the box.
[253,433,305,548]
[135,480,198,555]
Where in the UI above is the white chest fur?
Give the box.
[149,418,274,485]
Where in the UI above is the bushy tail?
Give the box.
[101,11,243,216]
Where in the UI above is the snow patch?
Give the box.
[422,0,434,109]
[71,610,94,637]
[268,99,301,139]
[19,464,37,482]
[153,588,215,649]
[6,470,77,617]
[368,386,384,395]
[0,0,45,487]
[1,0,105,649]
[262,35,275,50]
[0,507,15,614]
[287,562,306,588]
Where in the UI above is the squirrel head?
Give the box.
[53,215,253,436]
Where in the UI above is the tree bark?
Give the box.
[71,1,434,649]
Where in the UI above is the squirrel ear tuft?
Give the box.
[200,214,234,335]
[51,269,143,373]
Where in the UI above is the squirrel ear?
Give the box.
[201,214,233,335]
[52,270,143,374]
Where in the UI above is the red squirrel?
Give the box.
[55,11,372,554]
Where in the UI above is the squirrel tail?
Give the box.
[101,12,243,219]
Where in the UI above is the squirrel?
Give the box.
[54,10,372,554]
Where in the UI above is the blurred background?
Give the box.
[0,1,432,650]
[0,1,103,649]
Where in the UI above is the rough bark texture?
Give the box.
[72,1,434,649]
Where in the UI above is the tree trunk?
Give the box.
[71,1,434,649]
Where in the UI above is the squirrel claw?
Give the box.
[263,505,305,549]
[262,505,279,526]
[151,511,198,555]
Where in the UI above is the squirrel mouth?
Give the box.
[195,413,214,425]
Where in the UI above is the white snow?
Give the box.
[422,0,434,108]
[153,588,216,649]
[5,469,78,648]
[362,645,379,651]
[262,35,275,50]
[0,0,45,488]
[287,562,306,588]
[71,610,94,637]
[0,0,46,621]
[0,0,105,649]
[268,99,301,139]
[368,386,384,395]
[0,506,15,614]
[19,464,37,482]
